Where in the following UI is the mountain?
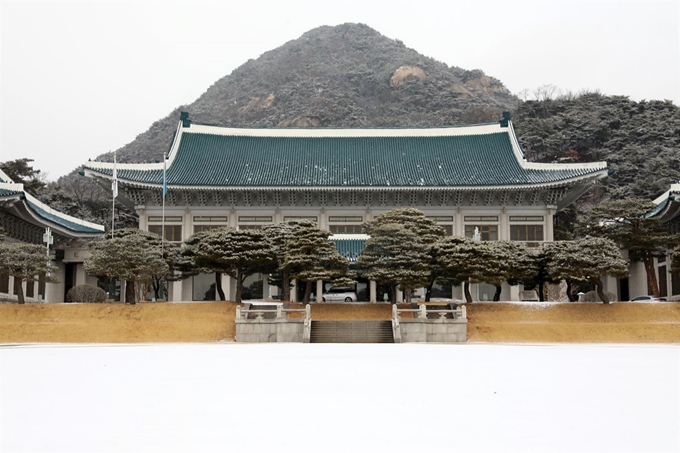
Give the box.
[99,23,516,164]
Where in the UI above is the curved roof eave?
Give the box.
[85,169,608,193]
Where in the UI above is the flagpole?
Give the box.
[161,151,167,256]
[111,152,118,239]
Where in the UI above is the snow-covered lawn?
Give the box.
[1,343,678,453]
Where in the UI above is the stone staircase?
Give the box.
[310,320,394,343]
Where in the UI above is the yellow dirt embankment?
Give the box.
[0,302,678,343]
[466,302,680,343]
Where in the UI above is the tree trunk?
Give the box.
[464,281,472,303]
[282,270,291,301]
[152,279,160,301]
[403,286,413,303]
[215,272,225,301]
[493,285,502,302]
[16,279,25,304]
[235,271,244,303]
[302,280,312,303]
[643,257,660,297]
[425,280,434,302]
[594,277,609,304]
[538,281,545,302]
[125,280,136,304]
[565,279,576,302]
[391,285,398,304]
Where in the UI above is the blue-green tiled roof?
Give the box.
[87,132,604,188]
[0,188,21,197]
[331,238,366,261]
[25,199,103,234]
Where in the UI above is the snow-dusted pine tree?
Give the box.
[361,208,445,301]
[183,227,277,303]
[543,237,628,303]
[261,222,295,302]
[0,242,57,304]
[284,221,352,302]
[358,223,431,303]
[85,233,169,304]
[583,198,670,298]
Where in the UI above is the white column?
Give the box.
[396,290,403,303]
[316,280,323,302]
[499,207,509,240]
[181,277,193,301]
[75,263,87,286]
[369,280,377,303]
[546,205,556,241]
[262,277,270,301]
[137,207,147,230]
[290,279,297,302]
[183,208,192,241]
[455,207,463,236]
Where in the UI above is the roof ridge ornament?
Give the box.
[500,111,511,128]
[180,111,191,128]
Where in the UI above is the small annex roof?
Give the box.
[0,169,104,237]
[648,183,680,223]
[330,234,369,262]
[82,115,608,192]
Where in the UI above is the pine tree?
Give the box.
[358,223,430,303]
[261,222,295,301]
[85,233,169,304]
[183,227,277,303]
[362,208,445,301]
[284,221,352,302]
[582,198,670,297]
[543,237,628,303]
[0,242,57,303]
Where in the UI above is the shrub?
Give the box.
[582,290,617,303]
[65,284,107,303]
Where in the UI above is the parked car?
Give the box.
[322,287,358,302]
[629,295,667,302]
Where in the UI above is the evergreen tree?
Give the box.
[184,227,276,303]
[0,158,46,195]
[85,233,169,304]
[261,222,295,301]
[582,198,670,297]
[671,244,680,274]
[358,223,430,303]
[362,208,445,301]
[543,237,628,304]
[0,242,57,304]
[284,221,351,303]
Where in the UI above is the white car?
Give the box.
[629,295,667,302]
[321,287,358,302]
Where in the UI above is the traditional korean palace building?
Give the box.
[83,113,608,302]
[0,169,105,302]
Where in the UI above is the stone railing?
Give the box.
[235,303,311,343]
[392,303,467,343]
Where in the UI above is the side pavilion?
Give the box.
[0,169,105,302]
[82,113,607,302]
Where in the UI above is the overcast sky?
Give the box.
[1,0,678,181]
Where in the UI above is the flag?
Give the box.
[162,155,168,197]
[111,153,118,199]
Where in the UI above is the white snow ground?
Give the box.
[1,343,678,453]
